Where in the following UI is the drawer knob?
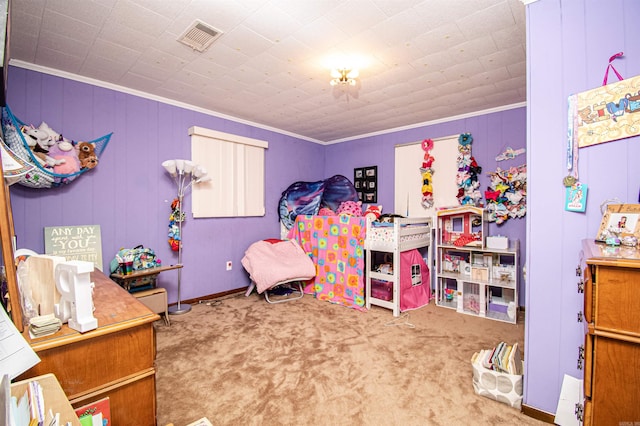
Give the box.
[577,345,584,370]
[574,403,584,421]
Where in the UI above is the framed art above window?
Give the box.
[354,166,377,204]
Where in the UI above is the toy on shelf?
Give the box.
[437,206,487,248]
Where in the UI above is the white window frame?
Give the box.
[190,126,268,218]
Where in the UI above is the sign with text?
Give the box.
[44,225,103,271]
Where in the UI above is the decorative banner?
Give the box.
[570,73,640,148]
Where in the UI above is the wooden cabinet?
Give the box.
[16,270,160,426]
[580,240,640,425]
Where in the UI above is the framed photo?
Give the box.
[596,204,640,242]
[354,166,377,203]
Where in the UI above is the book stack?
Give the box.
[471,341,522,375]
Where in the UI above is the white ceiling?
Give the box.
[8,0,527,144]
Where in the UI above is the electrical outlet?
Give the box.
[226,261,232,271]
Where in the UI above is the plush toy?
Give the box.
[77,142,99,169]
[318,207,335,216]
[38,121,68,145]
[336,200,362,216]
[363,205,382,222]
[48,140,81,174]
[20,125,66,167]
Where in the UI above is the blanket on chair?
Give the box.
[241,239,316,294]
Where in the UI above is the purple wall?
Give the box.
[6,67,326,304]
[525,0,640,414]
[325,107,528,300]
[6,0,638,417]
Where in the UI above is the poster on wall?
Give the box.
[354,166,377,204]
[44,225,103,271]
[570,74,640,148]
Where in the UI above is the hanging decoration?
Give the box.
[419,138,435,209]
[569,52,640,148]
[455,133,482,206]
[167,198,184,251]
[495,147,525,161]
[564,93,588,212]
[485,165,527,224]
[1,105,112,188]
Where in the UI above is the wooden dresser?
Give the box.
[581,240,640,425]
[16,270,160,426]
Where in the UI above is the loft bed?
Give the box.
[365,217,433,316]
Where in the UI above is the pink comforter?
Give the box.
[241,239,316,294]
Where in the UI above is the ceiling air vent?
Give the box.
[177,20,223,52]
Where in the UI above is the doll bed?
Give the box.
[241,239,316,304]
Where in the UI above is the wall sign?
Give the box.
[570,73,640,148]
[44,225,103,271]
[354,166,377,203]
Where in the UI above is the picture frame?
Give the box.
[354,165,377,203]
[596,204,640,242]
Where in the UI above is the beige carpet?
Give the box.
[155,292,545,426]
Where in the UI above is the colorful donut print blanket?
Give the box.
[287,214,366,311]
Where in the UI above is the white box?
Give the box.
[486,236,508,250]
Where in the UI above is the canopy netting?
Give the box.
[1,105,112,188]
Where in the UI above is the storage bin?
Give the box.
[371,279,393,301]
[471,357,523,409]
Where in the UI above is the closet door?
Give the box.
[394,135,459,217]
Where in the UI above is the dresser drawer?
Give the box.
[18,323,155,399]
[590,265,640,336]
[584,334,640,426]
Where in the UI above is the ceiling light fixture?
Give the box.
[330,68,359,86]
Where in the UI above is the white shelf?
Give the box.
[434,207,519,324]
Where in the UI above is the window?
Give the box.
[190,126,268,217]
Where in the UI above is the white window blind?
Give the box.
[190,126,268,217]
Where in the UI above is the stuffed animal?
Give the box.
[20,125,66,167]
[318,207,336,216]
[77,142,99,169]
[38,121,67,145]
[48,140,81,174]
[363,205,382,222]
[336,200,362,217]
